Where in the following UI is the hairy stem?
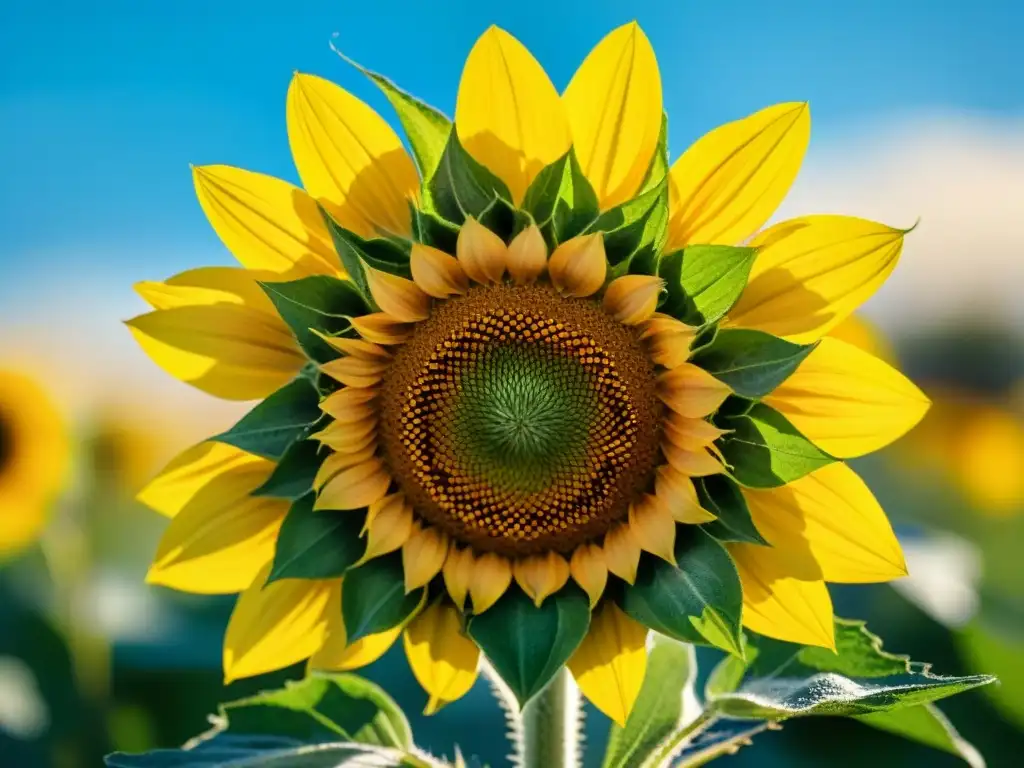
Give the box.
[519,669,582,768]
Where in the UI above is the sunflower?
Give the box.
[131,23,931,724]
[0,370,69,559]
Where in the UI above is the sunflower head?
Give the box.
[132,22,931,724]
[0,370,69,559]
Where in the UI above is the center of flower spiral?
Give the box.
[380,283,661,556]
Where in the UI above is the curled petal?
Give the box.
[654,465,716,524]
[513,551,571,607]
[457,217,507,284]
[657,364,732,418]
[570,543,608,608]
[468,552,513,613]
[549,234,607,297]
[315,457,390,511]
[311,418,377,454]
[314,445,376,490]
[411,243,470,298]
[662,443,723,477]
[403,523,450,592]
[507,224,548,284]
[628,495,677,563]
[443,545,475,611]
[365,267,431,323]
[351,313,415,345]
[602,523,641,584]
[665,414,730,451]
[360,493,413,563]
[319,387,378,420]
[315,334,390,361]
[404,601,480,714]
[603,275,664,325]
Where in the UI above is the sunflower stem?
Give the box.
[519,668,581,768]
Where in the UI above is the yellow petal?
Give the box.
[315,457,390,511]
[319,386,378,420]
[443,545,475,611]
[549,234,607,298]
[728,216,907,343]
[657,363,731,418]
[223,565,337,682]
[602,275,664,326]
[568,603,647,726]
[662,444,722,477]
[192,164,342,277]
[507,224,548,284]
[137,441,271,518]
[360,493,413,563]
[456,217,507,285]
[404,601,480,714]
[314,334,390,361]
[654,465,716,524]
[729,543,835,649]
[455,26,571,204]
[311,622,401,673]
[310,417,377,453]
[402,524,450,592]
[135,266,278,312]
[628,495,677,563]
[643,315,697,368]
[365,267,431,323]
[513,551,571,607]
[468,552,513,613]
[665,414,730,451]
[667,102,810,248]
[126,302,304,402]
[411,243,470,298]
[351,313,415,346]
[742,463,907,583]
[319,356,389,389]
[765,337,930,458]
[313,445,376,490]
[146,488,287,594]
[602,523,641,584]
[570,543,608,607]
[563,23,663,209]
[828,314,897,364]
[286,72,418,238]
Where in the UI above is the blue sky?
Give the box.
[0,0,1021,299]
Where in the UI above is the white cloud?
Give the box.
[778,111,1024,333]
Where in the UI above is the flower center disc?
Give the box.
[380,283,661,556]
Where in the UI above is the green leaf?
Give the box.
[696,475,768,545]
[339,52,451,178]
[587,180,669,276]
[637,113,669,195]
[260,275,368,363]
[717,402,835,488]
[706,618,996,719]
[342,553,423,643]
[857,704,984,767]
[267,494,365,584]
[468,584,590,707]
[478,194,532,243]
[521,149,599,248]
[620,527,744,656]
[253,439,321,501]
[214,378,321,460]
[412,206,459,253]
[659,245,757,326]
[105,741,424,767]
[322,212,413,303]
[692,329,817,398]
[601,635,697,768]
[427,129,513,224]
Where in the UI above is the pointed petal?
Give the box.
[728,216,907,343]
[667,102,810,248]
[404,601,480,714]
[662,444,723,477]
[135,266,279,312]
[643,315,697,368]
[223,566,337,682]
[456,217,508,284]
[315,457,390,511]
[657,363,731,418]
[311,620,402,672]
[443,545,475,611]
[654,465,716,524]
[319,386,378,421]
[314,334,391,361]
[549,234,607,298]
[568,603,647,726]
[411,243,470,298]
[319,355,389,388]
[359,493,413,563]
[665,414,730,451]
[311,416,377,452]
[602,275,664,325]
[314,445,377,490]
[365,267,431,323]
[563,23,663,209]
[729,543,835,649]
[628,495,677,563]
[468,552,513,613]
[743,463,907,584]
[455,26,571,203]
[147,490,287,594]
[513,551,571,607]
[351,312,415,345]
[765,337,930,457]
[827,314,897,363]
[402,523,450,592]
[507,223,547,284]
[192,164,342,277]
[570,543,608,608]
[137,441,270,518]
[603,523,641,584]
[286,72,418,238]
